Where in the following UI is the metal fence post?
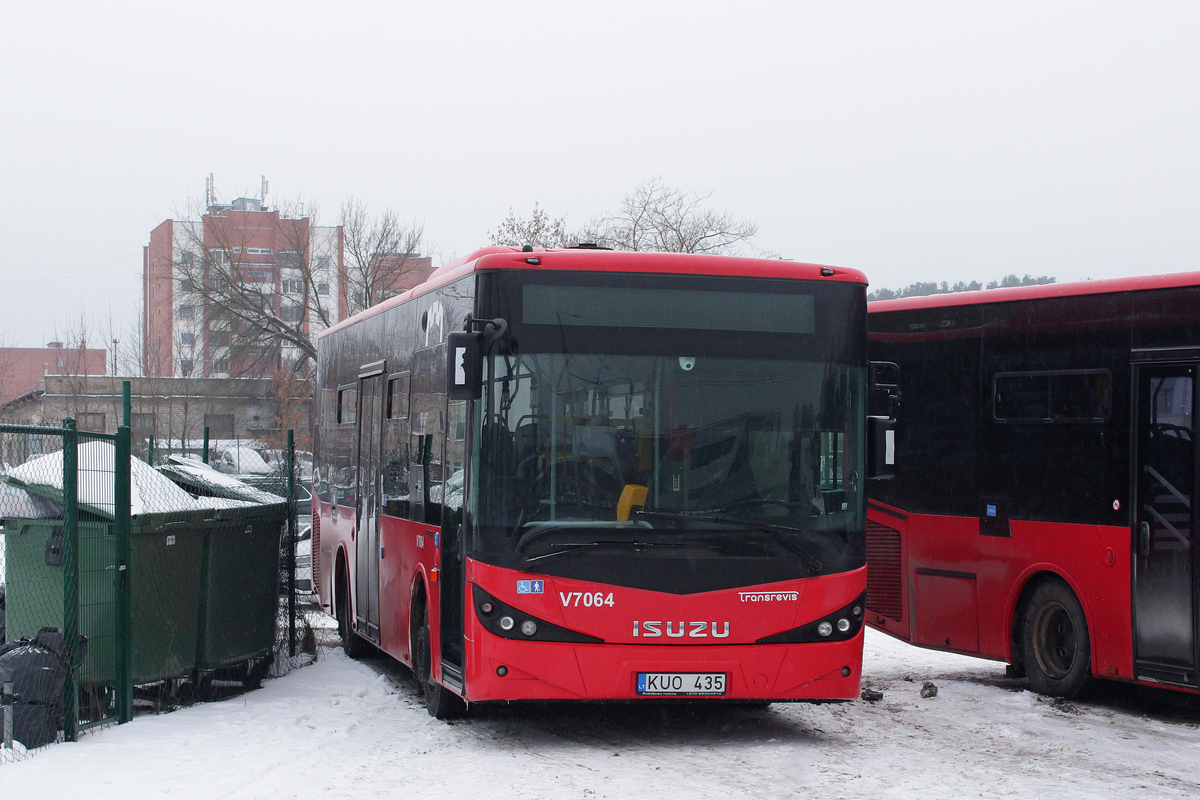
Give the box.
[2,680,13,750]
[62,418,80,742]
[287,430,297,657]
[115,383,133,724]
[203,426,210,465]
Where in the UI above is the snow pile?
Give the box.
[2,629,1199,798]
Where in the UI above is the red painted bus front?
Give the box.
[463,561,865,702]
[320,505,866,702]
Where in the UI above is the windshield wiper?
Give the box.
[633,510,824,574]
[515,520,651,553]
[523,539,692,564]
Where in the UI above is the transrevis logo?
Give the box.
[738,591,799,602]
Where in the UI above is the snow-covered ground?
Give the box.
[4,627,1200,799]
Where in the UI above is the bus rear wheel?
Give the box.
[1020,579,1091,698]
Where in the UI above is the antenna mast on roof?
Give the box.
[206,173,215,207]
[261,175,268,206]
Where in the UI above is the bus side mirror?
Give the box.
[867,415,895,480]
[447,331,483,400]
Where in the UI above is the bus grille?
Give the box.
[866,520,903,622]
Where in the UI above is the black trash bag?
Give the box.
[0,627,87,748]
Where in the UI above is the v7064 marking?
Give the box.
[559,591,615,608]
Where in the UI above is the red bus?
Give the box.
[312,245,886,716]
[865,272,1200,698]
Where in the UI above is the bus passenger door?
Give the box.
[1133,364,1197,687]
[438,398,468,683]
[355,367,386,643]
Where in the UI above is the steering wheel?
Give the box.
[719,497,818,516]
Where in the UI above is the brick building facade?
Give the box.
[0,343,107,407]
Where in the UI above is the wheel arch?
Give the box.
[334,545,352,624]
[409,570,431,664]
[1008,567,1095,674]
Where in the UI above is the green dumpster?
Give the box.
[3,442,287,692]
[0,509,204,687]
[157,461,288,675]
[0,516,118,690]
[194,500,286,674]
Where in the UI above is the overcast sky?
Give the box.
[1,1,1197,351]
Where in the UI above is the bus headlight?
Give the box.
[755,592,867,644]
[471,585,604,643]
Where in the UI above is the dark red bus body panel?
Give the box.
[865,271,1200,695]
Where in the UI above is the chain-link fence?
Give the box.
[1,399,316,764]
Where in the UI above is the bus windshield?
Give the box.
[474,347,865,593]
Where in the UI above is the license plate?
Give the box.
[637,672,726,696]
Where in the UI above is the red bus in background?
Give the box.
[866,272,1200,698]
[312,245,884,716]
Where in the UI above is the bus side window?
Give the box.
[383,372,412,518]
[410,429,432,524]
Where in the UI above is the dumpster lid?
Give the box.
[0,480,63,521]
[158,456,286,506]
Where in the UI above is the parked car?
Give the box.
[211,444,272,475]
[238,475,312,516]
[294,524,313,595]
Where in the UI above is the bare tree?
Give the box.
[171,198,333,375]
[583,178,760,255]
[488,203,577,249]
[46,309,108,430]
[262,366,313,453]
[170,195,428,377]
[341,198,429,316]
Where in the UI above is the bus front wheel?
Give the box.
[413,608,465,719]
[1020,579,1091,699]
[337,571,369,659]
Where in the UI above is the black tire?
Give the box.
[337,572,370,659]
[413,608,465,719]
[242,657,272,689]
[424,675,465,719]
[1020,579,1091,698]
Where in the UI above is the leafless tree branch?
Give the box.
[341,197,428,316]
[488,203,578,249]
[584,177,760,255]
